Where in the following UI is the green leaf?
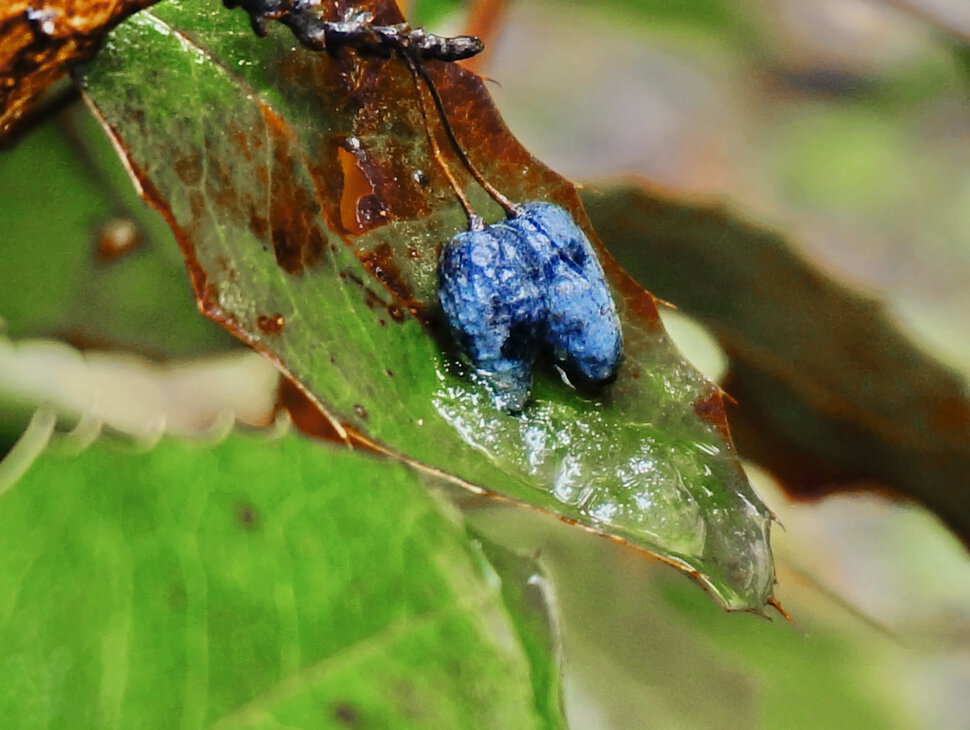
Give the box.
[583,182,970,544]
[0,431,564,729]
[0,104,233,359]
[76,0,774,610]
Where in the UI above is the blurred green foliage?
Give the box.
[0,431,564,729]
[0,107,231,358]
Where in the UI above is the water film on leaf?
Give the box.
[76,0,775,611]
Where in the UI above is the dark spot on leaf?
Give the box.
[262,108,328,274]
[387,304,405,323]
[249,211,268,238]
[188,189,205,219]
[173,154,203,186]
[332,702,359,725]
[385,369,394,378]
[257,314,285,334]
[230,127,253,161]
[694,387,731,441]
[354,404,368,420]
[94,217,142,262]
[235,500,259,531]
[341,269,365,288]
[360,242,415,306]
[363,287,385,310]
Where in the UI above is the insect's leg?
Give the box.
[223,0,315,38]
[402,51,484,231]
[410,58,523,219]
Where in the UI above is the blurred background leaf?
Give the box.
[0,104,232,358]
[583,182,970,544]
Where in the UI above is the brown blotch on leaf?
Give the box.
[261,107,328,274]
[277,378,382,453]
[693,386,732,442]
[361,242,415,307]
[353,403,368,420]
[249,210,268,239]
[387,304,406,323]
[277,377,348,444]
[257,313,285,335]
[363,286,385,310]
[173,153,203,187]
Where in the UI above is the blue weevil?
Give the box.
[439,202,622,411]
[397,35,623,410]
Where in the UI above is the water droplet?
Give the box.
[256,313,285,334]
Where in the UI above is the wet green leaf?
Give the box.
[584,182,970,544]
[0,431,564,729]
[76,0,774,610]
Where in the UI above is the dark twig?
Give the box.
[222,1,484,62]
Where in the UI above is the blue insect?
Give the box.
[510,202,622,385]
[439,202,622,412]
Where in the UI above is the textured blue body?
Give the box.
[509,202,622,384]
[438,223,544,411]
[438,202,622,411]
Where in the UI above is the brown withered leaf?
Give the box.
[583,181,970,544]
[0,0,156,140]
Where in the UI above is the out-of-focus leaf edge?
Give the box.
[584,180,970,547]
